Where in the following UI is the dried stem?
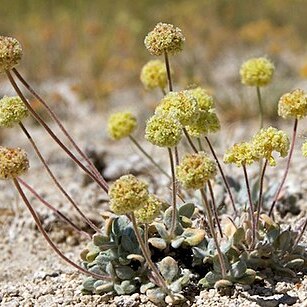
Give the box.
[130,212,171,296]
[205,136,237,215]
[208,180,223,238]
[293,218,307,249]
[269,119,298,216]
[13,178,110,280]
[6,70,108,193]
[19,122,101,233]
[164,51,173,92]
[200,189,227,278]
[17,178,91,239]
[12,68,108,188]
[168,147,177,238]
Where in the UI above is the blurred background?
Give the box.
[0,0,307,122]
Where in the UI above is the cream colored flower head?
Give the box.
[302,141,307,157]
[223,142,257,167]
[240,57,275,87]
[155,90,198,126]
[252,127,289,166]
[140,60,168,90]
[0,36,22,73]
[186,87,214,111]
[107,112,137,140]
[109,174,149,215]
[176,152,217,190]
[135,194,163,224]
[278,89,307,119]
[186,110,220,137]
[0,147,29,180]
[145,113,182,147]
[0,96,28,127]
[144,22,185,56]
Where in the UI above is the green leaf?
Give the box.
[178,203,195,218]
[230,259,247,279]
[158,256,179,283]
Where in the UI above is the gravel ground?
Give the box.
[1,86,307,306]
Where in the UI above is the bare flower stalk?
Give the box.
[18,122,101,233]
[17,178,91,239]
[12,68,108,188]
[269,119,298,216]
[205,136,237,215]
[13,178,110,280]
[183,128,198,153]
[208,180,223,238]
[130,212,172,296]
[255,159,268,231]
[242,164,256,245]
[256,86,264,129]
[168,147,178,238]
[129,135,170,179]
[200,189,227,278]
[6,70,109,193]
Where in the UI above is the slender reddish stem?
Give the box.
[269,119,298,216]
[17,178,91,239]
[255,159,268,232]
[19,122,101,233]
[205,136,237,215]
[183,128,198,153]
[208,180,223,238]
[12,68,108,189]
[168,147,177,238]
[200,189,227,278]
[6,70,108,193]
[13,178,110,280]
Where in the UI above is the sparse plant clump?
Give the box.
[1,21,307,306]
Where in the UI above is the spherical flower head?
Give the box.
[145,113,182,147]
[0,36,23,73]
[252,127,289,166]
[155,91,198,126]
[134,194,163,224]
[278,89,307,119]
[302,141,307,157]
[176,152,217,190]
[223,142,257,167]
[140,60,168,90]
[107,112,137,140]
[0,147,29,180]
[0,96,29,128]
[240,57,275,87]
[144,22,185,56]
[186,87,214,111]
[186,110,220,137]
[109,174,149,215]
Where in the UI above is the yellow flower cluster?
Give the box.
[176,152,217,190]
[0,36,22,73]
[240,57,275,87]
[107,112,137,140]
[140,60,168,90]
[155,91,198,126]
[0,96,28,128]
[223,142,257,167]
[184,87,220,137]
[0,147,29,180]
[135,194,163,224]
[302,141,307,157]
[186,110,220,137]
[278,89,307,119]
[109,174,149,215]
[145,114,182,147]
[252,127,289,166]
[144,22,185,56]
[186,87,214,111]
